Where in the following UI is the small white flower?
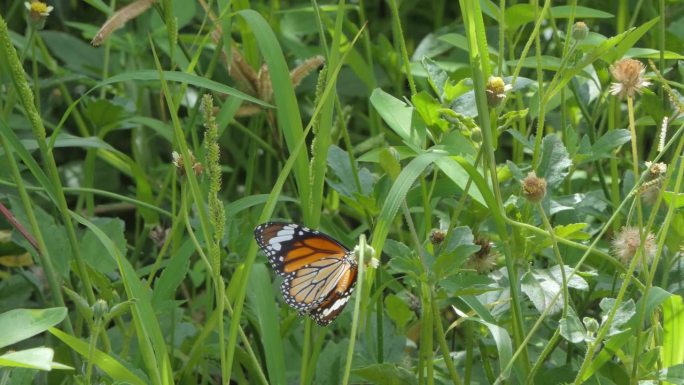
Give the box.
[25,1,53,17]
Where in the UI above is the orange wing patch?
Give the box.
[282,236,347,273]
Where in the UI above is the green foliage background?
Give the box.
[0,0,683,384]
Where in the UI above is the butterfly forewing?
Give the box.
[254,222,358,325]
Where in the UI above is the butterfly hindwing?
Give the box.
[254,222,358,325]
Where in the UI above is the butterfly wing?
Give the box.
[254,222,358,324]
[307,257,357,326]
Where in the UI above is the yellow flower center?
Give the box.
[30,2,49,13]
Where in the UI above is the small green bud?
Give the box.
[92,299,109,321]
[583,317,599,334]
[470,126,482,143]
[572,21,589,41]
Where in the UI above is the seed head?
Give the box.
[609,59,651,99]
[641,161,667,204]
[467,237,497,274]
[521,171,547,203]
[172,150,202,177]
[612,226,656,270]
[429,229,446,244]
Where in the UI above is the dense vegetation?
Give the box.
[1,0,683,384]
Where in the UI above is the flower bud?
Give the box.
[572,21,589,41]
[485,76,510,107]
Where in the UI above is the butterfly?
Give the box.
[254,222,358,326]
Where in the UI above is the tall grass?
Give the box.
[0,1,683,385]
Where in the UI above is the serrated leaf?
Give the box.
[412,91,449,132]
[600,298,636,336]
[433,226,479,280]
[522,266,588,315]
[559,307,586,344]
[537,134,572,189]
[421,57,449,99]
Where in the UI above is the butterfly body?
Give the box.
[254,222,357,326]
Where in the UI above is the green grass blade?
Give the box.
[238,9,311,222]
[48,327,147,385]
[70,212,172,385]
[248,264,286,385]
[93,70,272,107]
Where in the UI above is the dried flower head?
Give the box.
[429,229,446,244]
[149,225,170,249]
[641,161,667,204]
[572,21,589,41]
[486,76,512,107]
[467,237,497,274]
[612,226,656,270]
[521,171,547,203]
[609,59,651,99]
[172,150,202,177]
[645,161,667,177]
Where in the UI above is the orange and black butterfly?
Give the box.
[254,222,358,326]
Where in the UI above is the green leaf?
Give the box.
[505,5,613,31]
[599,298,636,336]
[71,213,171,385]
[248,264,285,385]
[433,156,487,206]
[80,217,126,274]
[662,295,684,368]
[663,191,684,209]
[370,88,427,151]
[386,239,423,282]
[9,197,71,278]
[94,70,272,107]
[603,17,660,63]
[0,308,67,349]
[559,308,586,344]
[537,134,572,189]
[584,129,631,162]
[384,294,414,332]
[49,327,147,385]
[412,91,449,132]
[40,31,104,76]
[658,363,684,384]
[433,226,479,280]
[353,363,417,385]
[464,316,514,380]
[522,266,588,315]
[151,239,194,308]
[421,57,449,99]
[326,145,374,198]
[0,348,71,371]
